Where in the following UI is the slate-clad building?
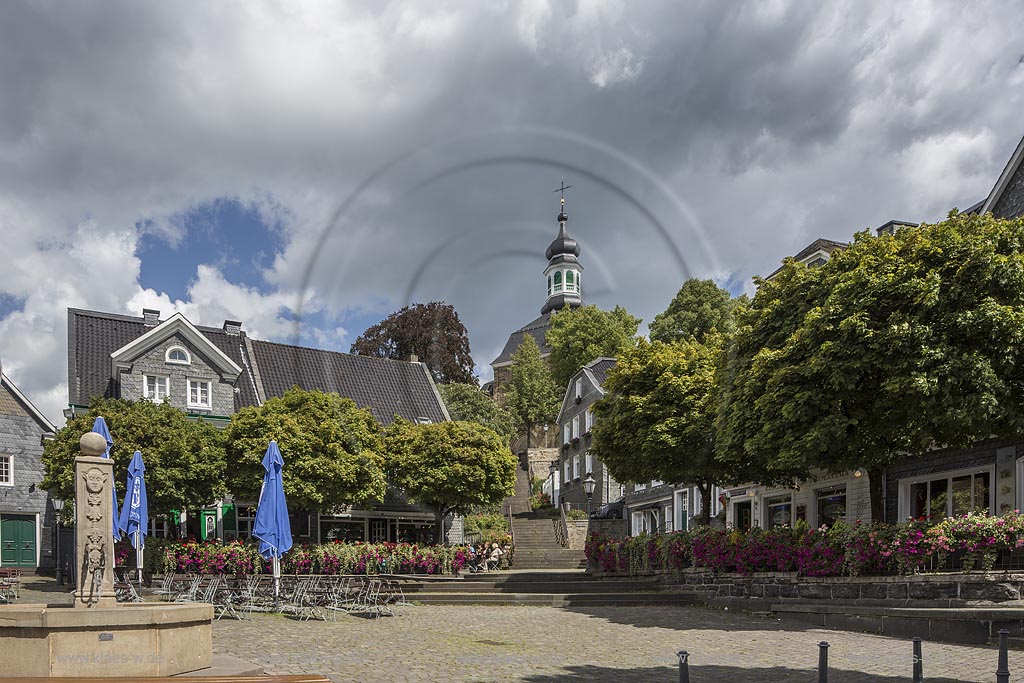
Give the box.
[67,307,452,544]
[554,358,622,512]
[0,368,57,570]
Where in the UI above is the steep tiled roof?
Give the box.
[67,308,260,411]
[586,357,617,387]
[68,308,448,426]
[491,313,551,367]
[248,339,448,425]
[791,238,848,263]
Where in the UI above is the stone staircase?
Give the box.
[510,518,585,569]
[503,459,586,570]
[400,571,698,607]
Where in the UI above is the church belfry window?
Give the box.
[553,271,562,293]
[565,270,574,292]
[547,276,552,296]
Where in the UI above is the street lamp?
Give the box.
[548,460,558,507]
[583,475,596,519]
[51,497,65,585]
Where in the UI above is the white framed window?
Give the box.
[415,417,432,425]
[143,374,170,401]
[563,459,571,484]
[900,466,993,521]
[651,479,664,487]
[563,423,571,445]
[571,415,580,439]
[165,346,191,365]
[574,378,583,400]
[187,379,212,409]
[0,454,12,486]
[585,451,593,475]
[584,409,593,433]
[572,455,580,480]
[635,482,647,491]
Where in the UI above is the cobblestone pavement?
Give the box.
[212,605,1024,683]
[16,577,1024,682]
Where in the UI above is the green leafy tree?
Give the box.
[503,335,561,449]
[650,278,749,344]
[439,383,516,444]
[591,337,730,525]
[385,420,517,543]
[42,397,227,519]
[717,211,1024,521]
[224,387,387,512]
[350,301,476,384]
[546,304,641,387]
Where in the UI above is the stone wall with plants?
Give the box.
[585,511,1024,577]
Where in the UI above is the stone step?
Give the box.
[402,581,658,594]
[407,592,698,607]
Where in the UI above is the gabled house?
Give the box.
[553,358,622,513]
[67,307,452,544]
[0,366,57,570]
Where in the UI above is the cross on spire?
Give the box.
[553,178,573,203]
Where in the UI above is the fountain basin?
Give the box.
[0,602,213,676]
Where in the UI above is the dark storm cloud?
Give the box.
[0,1,1022,420]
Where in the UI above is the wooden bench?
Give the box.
[0,676,331,683]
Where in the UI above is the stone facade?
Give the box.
[0,378,56,570]
[564,519,627,549]
[118,334,236,416]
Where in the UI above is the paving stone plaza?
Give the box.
[14,568,1024,681]
[210,605,1024,683]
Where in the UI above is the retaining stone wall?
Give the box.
[592,568,1024,604]
[565,519,628,549]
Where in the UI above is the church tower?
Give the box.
[541,196,584,314]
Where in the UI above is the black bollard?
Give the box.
[912,637,923,683]
[677,650,689,683]
[996,629,1010,683]
[818,641,829,683]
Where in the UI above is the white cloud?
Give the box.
[1,0,1023,419]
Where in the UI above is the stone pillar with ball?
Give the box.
[73,431,118,608]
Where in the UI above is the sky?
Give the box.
[2,1,1024,425]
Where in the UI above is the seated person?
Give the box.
[487,542,504,570]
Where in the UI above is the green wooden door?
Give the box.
[1,515,36,567]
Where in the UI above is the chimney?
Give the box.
[408,353,419,363]
[142,309,160,327]
[223,320,242,336]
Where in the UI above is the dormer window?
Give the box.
[166,346,191,365]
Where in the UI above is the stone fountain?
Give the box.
[0,432,214,676]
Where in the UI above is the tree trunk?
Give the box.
[434,508,446,545]
[697,481,712,527]
[868,466,885,524]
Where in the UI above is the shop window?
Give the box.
[907,469,991,520]
[816,486,847,527]
[765,494,793,528]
